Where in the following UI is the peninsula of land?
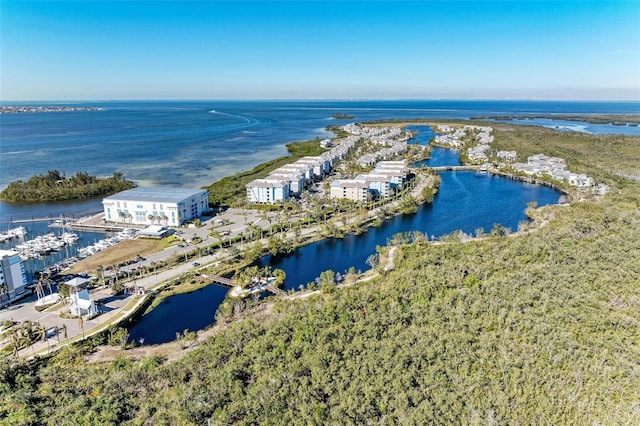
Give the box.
[470,113,640,125]
[0,105,102,114]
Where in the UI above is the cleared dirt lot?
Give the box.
[66,239,168,273]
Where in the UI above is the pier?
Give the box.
[210,275,235,287]
[9,216,79,224]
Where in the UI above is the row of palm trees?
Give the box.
[147,213,169,225]
[116,211,176,225]
[3,319,69,357]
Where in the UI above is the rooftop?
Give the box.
[0,249,20,258]
[103,187,207,203]
[66,277,90,288]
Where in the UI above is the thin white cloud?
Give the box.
[603,49,639,57]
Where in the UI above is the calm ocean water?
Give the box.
[1,100,638,222]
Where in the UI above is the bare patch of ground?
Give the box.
[67,239,167,273]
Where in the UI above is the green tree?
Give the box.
[272,269,286,288]
[318,270,336,293]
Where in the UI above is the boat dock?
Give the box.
[9,216,78,224]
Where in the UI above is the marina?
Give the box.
[76,228,138,259]
[0,226,27,243]
[14,231,79,261]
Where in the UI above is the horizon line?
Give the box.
[2,98,640,103]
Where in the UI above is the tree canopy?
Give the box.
[0,171,136,202]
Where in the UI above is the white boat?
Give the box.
[61,232,79,243]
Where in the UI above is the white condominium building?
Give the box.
[103,187,209,226]
[246,179,291,204]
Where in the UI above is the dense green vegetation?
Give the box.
[488,122,640,180]
[0,171,135,203]
[204,139,328,208]
[1,123,639,424]
[471,113,640,125]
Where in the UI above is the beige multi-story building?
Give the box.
[330,178,370,202]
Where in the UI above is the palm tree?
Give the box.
[35,278,45,302]
[58,282,70,308]
[209,230,223,249]
[0,283,9,303]
[96,265,106,287]
[78,317,84,339]
[44,277,53,296]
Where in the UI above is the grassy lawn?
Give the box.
[65,239,168,273]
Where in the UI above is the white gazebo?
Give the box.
[66,277,97,317]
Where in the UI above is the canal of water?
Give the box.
[128,126,563,344]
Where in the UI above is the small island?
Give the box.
[332,112,356,119]
[0,171,136,203]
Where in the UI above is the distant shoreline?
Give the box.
[0,105,102,114]
[470,113,640,125]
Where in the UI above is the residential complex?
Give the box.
[102,187,209,226]
[246,133,358,204]
[331,160,409,201]
[435,125,494,163]
[246,124,412,204]
[511,154,594,187]
[0,249,28,301]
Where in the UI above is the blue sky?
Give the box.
[1,1,639,100]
